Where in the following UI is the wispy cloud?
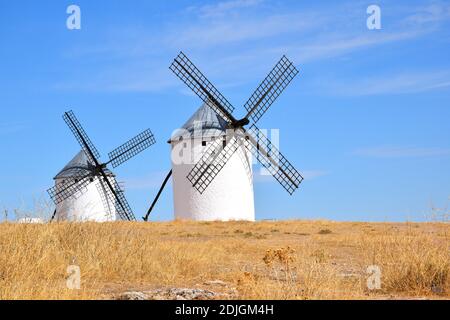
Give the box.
[169,11,323,49]
[0,122,28,136]
[53,60,177,93]
[302,170,330,180]
[189,0,264,18]
[354,146,450,158]
[172,1,448,59]
[254,169,329,183]
[402,2,450,25]
[55,1,450,93]
[123,171,171,190]
[290,29,427,63]
[319,70,450,96]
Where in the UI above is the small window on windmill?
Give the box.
[183,142,187,148]
[222,137,227,148]
[202,141,207,147]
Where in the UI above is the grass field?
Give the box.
[0,220,448,300]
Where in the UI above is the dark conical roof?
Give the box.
[54,150,113,179]
[169,103,228,142]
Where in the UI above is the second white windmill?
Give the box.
[144,52,304,221]
[48,110,156,222]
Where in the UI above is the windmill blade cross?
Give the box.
[170,52,236,123]
[244,56,299,124]
[168,53,302,196]
[187,135,241,194]
[107,129,156,168]
[99,175,135,221]
[47,170,93,204]
[95,178,118,220]
[63,111,101,165]
[245,125,303,195]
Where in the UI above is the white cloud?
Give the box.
[354,146,450,158]
[402,2,450,25]
[191,0,264,18]
[291,29,427,63]
[123,171,171,190]
[319,70,450,96]
[53,61,177,93]
[254,169,328,183]
[302,170,330,180]
[54,1,450,93]
[0,122,28,135]
[168,11,323,49]
[171,1,448,59]
[425,81,450,90]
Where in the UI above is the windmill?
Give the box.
[48,110,156,222]
[143,52,303,221]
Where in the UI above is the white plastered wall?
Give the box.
[171,135,255,221]
[54,176,117,222]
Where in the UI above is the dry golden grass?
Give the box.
[0,220,448,300]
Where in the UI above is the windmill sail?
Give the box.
[245,125,303,195]
[108,129,156,168]
[97,176,135,221]
[63,111,101,164]
[47,170,92,204]
[170,52,236,123]
[187,135,242,194]
[48,110,155,221]
[244,56,299,124]
[171,52,303,195]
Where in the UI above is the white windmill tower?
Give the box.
[143,52,303,222]
[48,110,156,222]
[52,150,118,221]
[169,102,255,221]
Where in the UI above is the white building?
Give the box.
[17,218,44,224]
[170,103,255,221]
[53,151,117,222]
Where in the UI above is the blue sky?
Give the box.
[0,0,449,221]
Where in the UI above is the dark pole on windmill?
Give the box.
[50,209,57,222]
[143,170,172,221]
